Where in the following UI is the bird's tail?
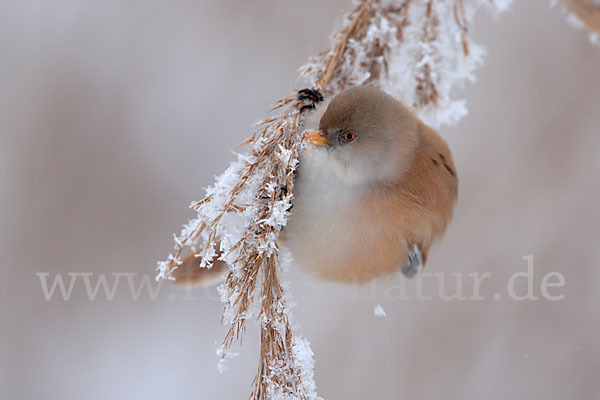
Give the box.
[170,250,227,287]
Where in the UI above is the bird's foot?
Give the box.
[298,88,324,112]
[402,244,423,278]
[260,186,293,211]
[298,88,324,103]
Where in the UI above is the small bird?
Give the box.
[173,86,457,285]
[283,85,457,282]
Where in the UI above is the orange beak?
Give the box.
[302,130,328,146]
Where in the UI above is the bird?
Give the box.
[283,85,458,282]
[172,85,457,285]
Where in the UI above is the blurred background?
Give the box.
[2,1,599,399]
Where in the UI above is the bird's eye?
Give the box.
[343,131,355,142]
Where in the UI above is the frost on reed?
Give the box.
[157,1,511,399]
[554,0,600,46]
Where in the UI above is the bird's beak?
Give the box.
[302,130,328,146]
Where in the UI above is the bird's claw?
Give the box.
[298,88,324,112]
[298,88,324,103]
[402,244,423,278]
[260,187,293,211]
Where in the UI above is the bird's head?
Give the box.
[303,86,420,185]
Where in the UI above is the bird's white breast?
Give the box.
[283,99,412,281]
[284,148,390,281]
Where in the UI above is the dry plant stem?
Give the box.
[563,0,600,35]
[317,0,377,92]
[415,0,440,108]
[454,0,470,56]
[218,102,308,399]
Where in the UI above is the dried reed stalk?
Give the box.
[157,1,511,398]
